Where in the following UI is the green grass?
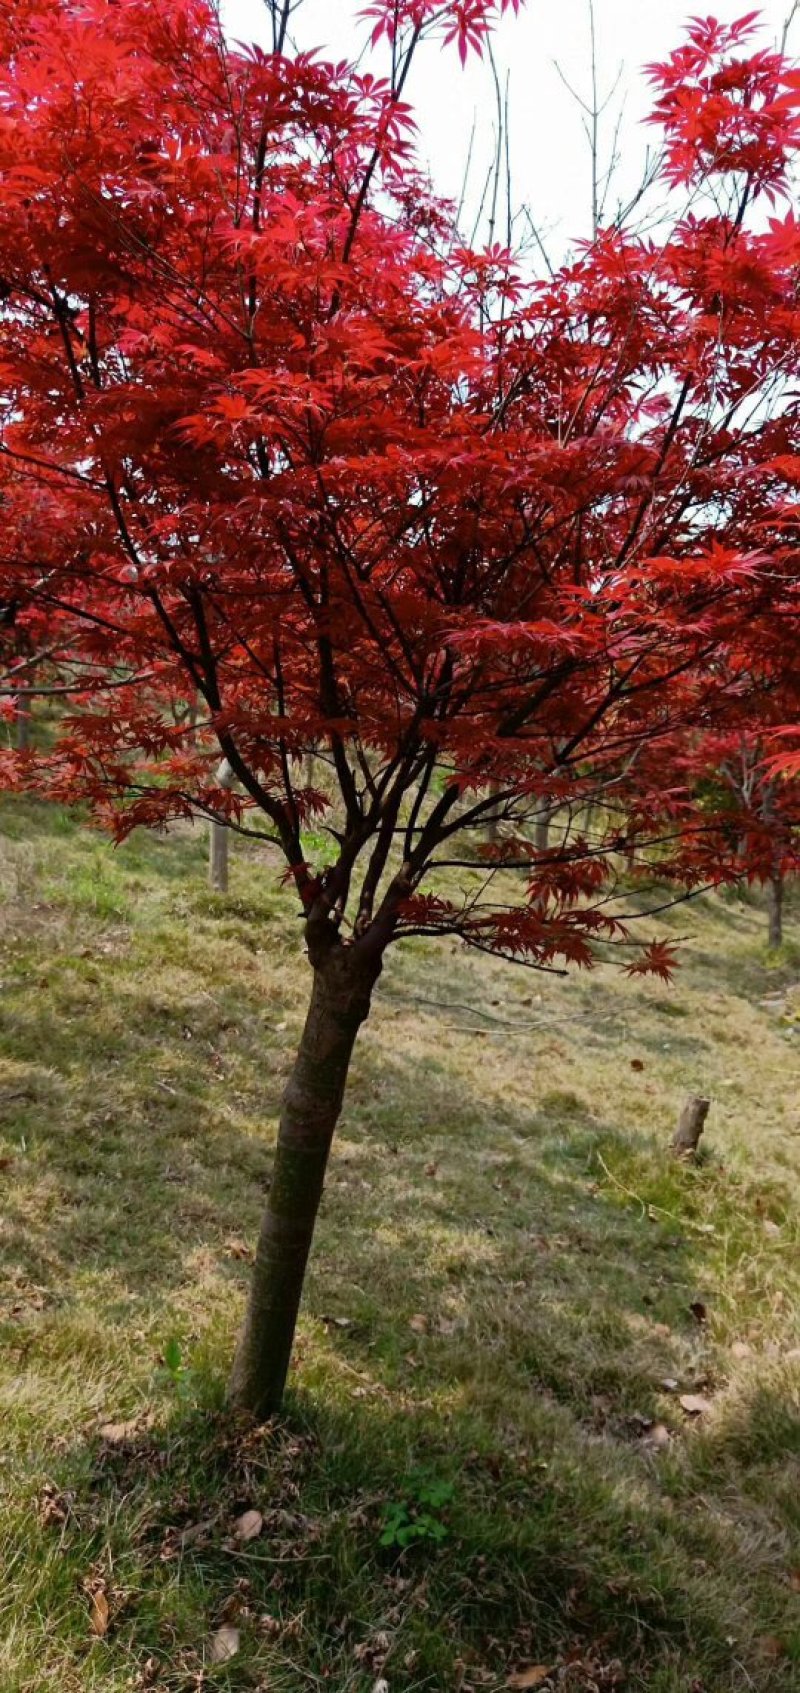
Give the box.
[0,795,799,1692]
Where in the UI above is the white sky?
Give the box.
[224,1,798,255]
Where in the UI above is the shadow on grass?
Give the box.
[1,954,704,1414]
[0,972,281,1299]
[8,1372,800,1693]
[1,902,774,1446]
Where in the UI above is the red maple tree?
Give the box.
[0,0,798,1411]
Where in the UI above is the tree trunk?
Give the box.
[209,820,229,892]
[485,780,501,844]
[671,1095,710,1158]
[534,804,551,855]
[15,697,31,751]
[209,758,234,893]
[228,936,380,1417]
[767,868,783,950]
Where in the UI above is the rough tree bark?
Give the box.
[671,1095,710,1158]
[228,926,381,1417]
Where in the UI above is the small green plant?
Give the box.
[379,1476,455,1549]
[154,1337,198,1404]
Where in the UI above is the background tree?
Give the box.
[678,730,800,950]
[0,0,798,1414]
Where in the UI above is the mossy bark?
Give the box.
[228,937,380,1417]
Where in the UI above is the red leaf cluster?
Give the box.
[0,0,797,978]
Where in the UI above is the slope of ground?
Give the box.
[0,796,798,1693]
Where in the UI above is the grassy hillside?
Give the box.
[0,796,798,1693]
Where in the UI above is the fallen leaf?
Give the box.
[89,1589,109,1637]
[223,1238,253,1261]
[8,1285,45,1316]
[209,1626,240,1664]
[38,1484,71,1527]
[408,1313,429,1334]
[660,1377,679,1393]
[788,1569,800,1593]
[424,1162,439,1177]
[321,1313,353,1330]
[372,1681,390,1693]
[763,1219,781,1238]
[644,1422,671,1449]
[730,1340,752,1359]
[98,1419,139,1443]
[689,1300,708,1324]
[679,1393,712,1416]
[757,1635,787,1660]
[233,1508,263,1543]
[506,1667,552,1689]
[630,1058,644,1072]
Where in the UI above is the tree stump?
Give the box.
[671,1095,710,1158]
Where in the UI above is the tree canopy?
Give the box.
[1,0,798,973]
